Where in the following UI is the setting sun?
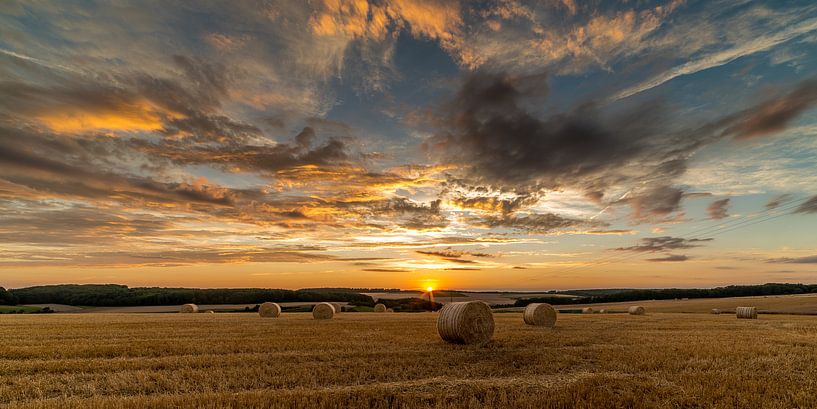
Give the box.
[426,286,434,292]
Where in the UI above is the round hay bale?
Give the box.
[628,306,646,315]
[581,307,594,314]
[205,310,215,314]
[331,302,344,313]
[312,302,335,320]
[436,301,494,345]
[386,308,394,312]
[180,304,198,313]
[523,303,557,327]
[259,302,281,318]
[736,306,757,319]
[374,303,387,313]
[598,309,606,314]
[711,308,721,314]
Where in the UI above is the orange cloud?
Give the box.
[309,0,461,43]
[36,99,169,133]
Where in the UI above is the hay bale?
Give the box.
[386,308,394,312]
[205,310,215,314]
[581,307,594,314]
[374,303,387,313]
[628,306,646,315]
[436,301,494,345]
[312,302,335,320]
[259,302,281,318]
[523,303,557,327]
[180,304,198,313]
[736,306,757,319]
[331,302,344,313]
[711,308,721,314]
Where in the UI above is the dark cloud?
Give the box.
[646,254,689,262]
[765,194,792,210]
[366,198,449,230]
[429,72,817,223]
[428,71,667,192]
[129,127,349,174]
[415,248,493,264]
[707,198,730,220]
[362,268,410,273]
[768,255,817,264]
[795,195,817,214]
[615,236,712,252]
[416,248,492,258]
[0,126,239,207]
[626,186,686,221]
[0,245,333,267]
[722,80,817,140]
[476,213,588,233]
[448,193,539,214]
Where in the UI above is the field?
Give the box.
[0,306,41,314]
[563,293,817,314]
[3,309,817,408]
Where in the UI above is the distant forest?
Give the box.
[0,285,374,307]
[514,283,817,306]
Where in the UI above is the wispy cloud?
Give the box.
[612,16,817,100]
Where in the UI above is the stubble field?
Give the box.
[2,311,817,408]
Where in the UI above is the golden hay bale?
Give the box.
[599,309,607,314]
[312,302,335,320]
[386,308,394,312]
[259,302,281,318]
[736,306,757,319]
[437,301,494,345]
[180,304,198,313]
[205,310,215,314]
[374,303,387,312]
[331,302,344,313]
[581,307,594,314]
[711,308,721,314]
[628,306,646,315]
[523,303,557,327]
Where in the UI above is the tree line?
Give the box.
[2,284,375,307]
[514,283,817,307]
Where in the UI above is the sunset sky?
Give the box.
[2,0,817,290]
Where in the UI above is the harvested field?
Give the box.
[2,312,817,408]
[564,293,817,314]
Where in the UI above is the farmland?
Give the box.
[3,306,817,408]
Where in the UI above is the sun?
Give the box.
[426,286,434,292]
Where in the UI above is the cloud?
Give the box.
[476,213,588,233]
[415,248,493,264]
[428,71,668,189]
[646,254,689,262]
[795,195,817,214]
[721,80,817,140]
[768,255,817,264]
[626,186,686,222]
[612,15,817,100]
[429,71,817,224]
[615,236,712,252]
[130,127,349,174]
[766,194,793,210]
[707,198,730,220]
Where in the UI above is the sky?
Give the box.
[2,0,817,291]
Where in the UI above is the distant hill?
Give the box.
[514,283,817,307]
[5,284,374,307]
